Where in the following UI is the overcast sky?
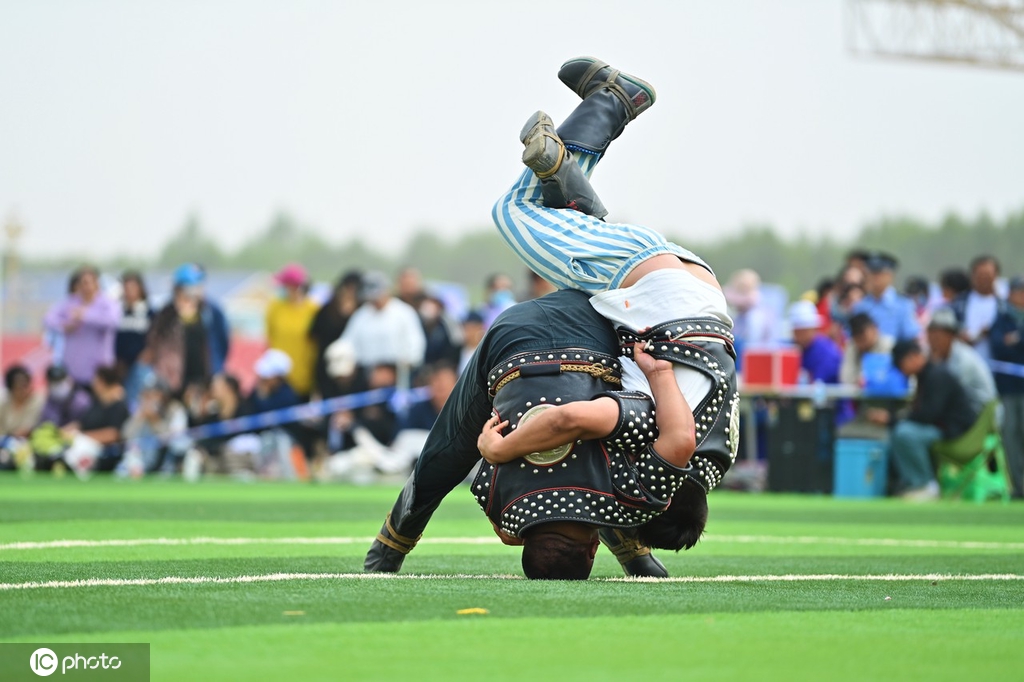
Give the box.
[1,0,1022,260]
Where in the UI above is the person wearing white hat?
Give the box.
[789,300,842,384]
[248,349,300,414]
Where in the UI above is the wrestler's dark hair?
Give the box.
[521,531,595,580]
[637,480,709,551]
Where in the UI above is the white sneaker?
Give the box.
[900,480,940,502]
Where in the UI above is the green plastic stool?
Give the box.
[931,402,1011,504]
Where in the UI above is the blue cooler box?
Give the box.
[833,439,888,498]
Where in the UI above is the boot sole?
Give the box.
[559,56,657,114]
[519,110,555,144]
[519,111,564,176]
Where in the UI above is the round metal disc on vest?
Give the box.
[519,405,574,466]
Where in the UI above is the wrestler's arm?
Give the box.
[633,343,697,468]
[477,398,619,465]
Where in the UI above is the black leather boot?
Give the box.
[364,479,425,573]
[363,514,420,573]
[520,110,608,219]
[556,57,656,156]
[598,527,669,578]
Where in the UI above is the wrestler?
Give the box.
[490,56,741,503]
[473,341,705,579]
[364,288,698,577]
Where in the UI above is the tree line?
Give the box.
[32,206,1024,298]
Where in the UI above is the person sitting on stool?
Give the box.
[889,340,979,501]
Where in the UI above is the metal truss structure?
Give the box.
[846,0,1024,73]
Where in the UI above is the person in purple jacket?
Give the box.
[789,300,842,384]
[43,266,121,388]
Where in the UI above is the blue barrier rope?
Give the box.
[184,386,430,441]
[123,357,1024,447]
[989,359,1024,379]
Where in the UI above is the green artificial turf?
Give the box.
[1,475,1022,681]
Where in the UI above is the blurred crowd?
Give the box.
[0,262,555,482]
[726,250,1023,500]
[2,250,1021,499]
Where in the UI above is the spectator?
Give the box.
[189,374,250,472]
[837,314,901,441]
[329,363,399,452]
[309,270,362,397]
[145,264,230,394]
[458,310,486,375]
[59,366,131,472]
[831,282,865,330]
[122,375,191,473]
[0,365,44,438]
[480,272,516,328]
[523,269,557,301]
[186,374,243,427]
[350,360,460,478]
[43,265,121,387]
[419,293,463,367]
[939,268,971,307]
[236,350,301,478]
[926,307,997,416]
[725,269,775,351]
[321,338,368,454]
[889,340,979,501]
[358,363,401,446]
[837,262,866,288]
[960,255,1002,359]
[788,300,842,384]
[813,277,836,334]
[990,276,1024,498]
[266,263,319,399]
[207,374,247,424]
[246,349,301,414]
[322,339,365,399]
[852,251,920,342]
[396,266,426,308]
[115,270,155,408]
[400,361,458,432]
[340,271,426,376]
[188,264,232,376]
[839,313,895,386]
[903,275,932,335]
[42,270,82,368]
[39,365,92,428]
[114,270,153,376]
[844,249,871,275]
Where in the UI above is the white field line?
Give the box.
[703,535,1024,551]
[2,535,1023,552]
[1,572,1022,591]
